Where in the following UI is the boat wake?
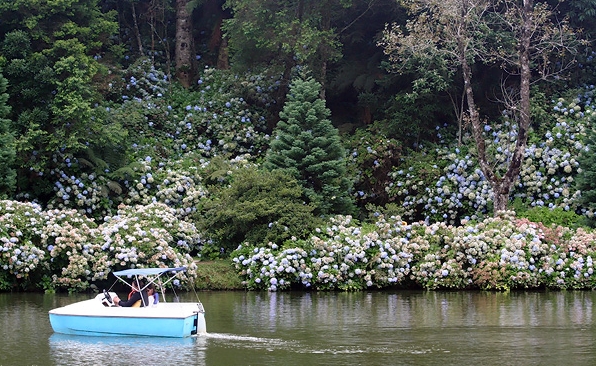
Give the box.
[200,333,443,355]
[202,332,291,347]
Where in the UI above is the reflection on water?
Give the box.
[2,291,596,365]
[204,291,596,365]
[49,334,206,366]
[234,290,596,330]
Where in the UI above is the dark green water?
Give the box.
[2,290,596,365]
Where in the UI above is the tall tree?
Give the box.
[0,0,120,198]
[223,0,340,76]
[175,0,197,87]
[381,0,580,214]
[222,0,344,123]
[264,75,355,216]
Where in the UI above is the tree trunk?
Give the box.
[492,0,534,214]
[175,0,195,88]
[318,0,331,100]
[457,0,535,216]
[458,38,495,185]
[132,1,144,56]
[492,181,510,214]
[217,37,230,70]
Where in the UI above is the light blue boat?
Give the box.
[49,267,207,338]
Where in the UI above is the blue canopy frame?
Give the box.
[111,267,187,305]
[112,267,187,277]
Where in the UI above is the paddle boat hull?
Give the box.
[49,293,207,338]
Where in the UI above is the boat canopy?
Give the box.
[111,267,188,298]
[112,267,187,277]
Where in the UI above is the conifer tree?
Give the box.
[0,68,16,198]
[265,75,355,216]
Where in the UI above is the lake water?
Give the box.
[2,290,596,365]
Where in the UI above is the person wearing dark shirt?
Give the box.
[113,280,149,307]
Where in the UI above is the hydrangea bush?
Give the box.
[0,201,47,288]
[0,200,199,292]
[383,88,596,224]
[169,67,274,159]
[232,212,596,291]
[44,66,279,219]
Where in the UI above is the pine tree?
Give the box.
[265,75,355,216]
[0,68,16,198]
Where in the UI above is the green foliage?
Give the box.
[576,109,596,226]
[193,259,243,290]
[223,0,343,81]
[265,75,355,216]
[0,271,12,291]
[528,88,558,144]
[0,68,15,199]
[378,87,594,225]
[562,0,596,39]
[1,30,30,59]
[49,40,98,150]
[345,122,403,210]
[2,31,55,119]
[199,166,323,252]
[0,0,118,49]
[385,146,451,221]
[164,67,273,159]
[39,64,279,219]
[199,243,225,261]
[0,1,119,200]
[514,200,586,228]
[377,60,456,148]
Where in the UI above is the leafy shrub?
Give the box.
[345,122,402,209]
[515,205,586,228]
[199,166,323,253]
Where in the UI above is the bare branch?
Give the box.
[339,0,377,35]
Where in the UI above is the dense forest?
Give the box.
[2,0,596,292]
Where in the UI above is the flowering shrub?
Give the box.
[45,66,278,219]
[40,208,101,292]
[169,67,274,159]
[232,212,596,291]
[231,242,309,291]
[119,157,209,218]
[346,124,402,205]
[47,170,119,217]
[105,202,204,254]
[0,201,47,289]
[0,200,199,292]
[96,202,199,289]
[384,88,596,224]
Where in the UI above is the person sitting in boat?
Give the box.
[146,283,159,306]
[113,280,149,307]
